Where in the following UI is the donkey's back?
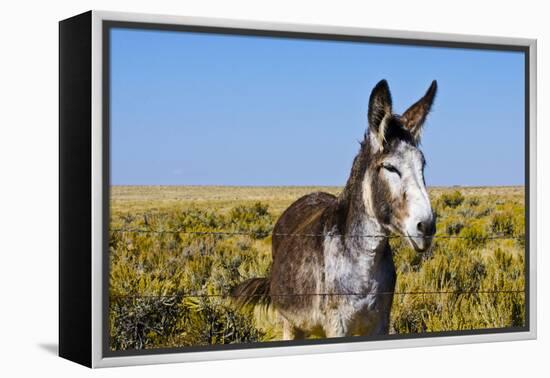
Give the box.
[272,191,337,251]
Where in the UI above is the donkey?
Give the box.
[232,79,437,339]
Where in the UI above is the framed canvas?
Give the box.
[59,10,537,368]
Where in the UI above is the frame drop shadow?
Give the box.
[38,343,58,356]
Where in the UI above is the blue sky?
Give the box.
[110,28,525,186]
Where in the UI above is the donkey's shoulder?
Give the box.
[293,191,338,208]
[275,192,337,230]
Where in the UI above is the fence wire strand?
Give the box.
[109,228,525,300]
[110,228,524,240]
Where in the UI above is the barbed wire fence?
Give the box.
[108,228,526,299]
[110,228,525,239]
[107,226,527,350]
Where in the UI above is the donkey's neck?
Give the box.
[341,197,388,256]
[337,147,389,255]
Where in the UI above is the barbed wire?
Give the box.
[110,289,525,299]
[109,228,524,240]
[109,230,525,300]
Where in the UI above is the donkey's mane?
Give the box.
[368,115,416,148]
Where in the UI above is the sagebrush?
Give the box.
[109,186,525,350]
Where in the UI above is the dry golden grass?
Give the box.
[111,185,342,215]
[109,185,526,350]
[110,185,522,216]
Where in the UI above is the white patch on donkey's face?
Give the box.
[364,139,435,252]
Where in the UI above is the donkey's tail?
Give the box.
[231,277,271,309]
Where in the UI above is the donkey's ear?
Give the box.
[368,79,393,148]
[402,80,437,143]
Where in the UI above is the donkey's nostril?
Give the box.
[417,220,436,236]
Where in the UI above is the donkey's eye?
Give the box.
[382,164,401,176]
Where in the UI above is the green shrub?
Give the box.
[475,205,494,218]
[440,190,465,208]
[228,202,274,239]
[444,218,464,235]
[110,295,183,350]
[467,196,481,207]
[173,208,225,232]
[460,221,488,248]
[110,295,264,350]
[491,212,515,236]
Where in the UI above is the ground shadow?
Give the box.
[38,343,58,356]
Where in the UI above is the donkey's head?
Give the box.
[362,80,437,252]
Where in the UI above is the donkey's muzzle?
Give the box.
[408,217,435,252]
[416,219,436,236]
